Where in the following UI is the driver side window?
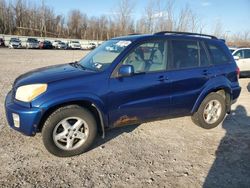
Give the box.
[123,50,145,73]
[234,50,243,59]
[122,41,167,73]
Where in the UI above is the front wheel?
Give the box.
[42,105,97,157]
[191,92,226,129]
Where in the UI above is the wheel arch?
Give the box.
[191,86,232,114]
[37,99,107,138]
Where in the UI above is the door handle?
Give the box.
[157,75,168,82]
[203,70,212,76]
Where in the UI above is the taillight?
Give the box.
[236,67,240,79]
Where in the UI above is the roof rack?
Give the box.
[154,31,218,40]
[128,33,142,35]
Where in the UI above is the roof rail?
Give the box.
[128,33,142,35]
[154,31,218,40]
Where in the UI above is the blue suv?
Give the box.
[5,32,241,157]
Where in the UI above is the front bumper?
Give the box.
[10,44,22,49]
[5,92,42,136]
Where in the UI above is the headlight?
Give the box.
[15,84,47,102]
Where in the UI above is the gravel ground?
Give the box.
[0,48,250,188]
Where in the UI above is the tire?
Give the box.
[191,92,226,129]
[42,105,97,157]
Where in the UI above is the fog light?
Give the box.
[12,113,20,128]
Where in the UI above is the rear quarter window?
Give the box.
[244,49,250,58]
[207,42,230,65]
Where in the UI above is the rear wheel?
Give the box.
[191,92,226,129]
[42,105,97,157]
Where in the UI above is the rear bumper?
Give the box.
[5,92,42,136]
[231,85,241,101]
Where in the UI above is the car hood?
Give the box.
[14,63,95,87]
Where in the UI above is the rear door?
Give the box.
[166,39,212,115]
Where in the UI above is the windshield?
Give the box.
[28,38,38,42]
[79,39,131,71]
[10,38,20,42]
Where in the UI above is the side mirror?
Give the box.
[118,65,134,77]
[233,56,240,61]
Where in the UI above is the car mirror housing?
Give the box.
[118,65,134,77]
[233,56,240,61]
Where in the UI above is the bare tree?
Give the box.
[140,0,175,33]
[0,0,7,33]
[115,0,134,35]
[175,4,201,33]
[213,19,224,38]
[0,0,249,46]
[67,10,86,39]
[144,0,155,33]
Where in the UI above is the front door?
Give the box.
[108,40,172,127]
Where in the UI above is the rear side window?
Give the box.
[234,50,243,58]
[170,40,199,69]
[207,42,230,65]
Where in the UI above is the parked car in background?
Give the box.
[81,43,96,50]
[232,48,250,77]
[52,40,61,48]
[26,38,39,49]
[89,43,96,49]
[0,38,5,47]
[68,41,81,49]
[8,38,22,49]
[5,31,241,157]
[39,40,53,49]
[57,42,67,49]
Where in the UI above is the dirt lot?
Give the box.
[0,48,250,188]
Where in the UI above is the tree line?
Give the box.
[0,0,249,46]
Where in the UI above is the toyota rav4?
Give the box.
[5,31,241,157]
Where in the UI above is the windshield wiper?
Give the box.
[69,61,86,70]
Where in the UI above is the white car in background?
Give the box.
[57,42,67,49]
[232,48,250,77]
[68,41,81,50]
[81,43,96,50]
[52,40,62,48]
[9,38,22,49]
[26,38,39,49]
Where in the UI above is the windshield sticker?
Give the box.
[116,41,131,47]
[94,63,103,69]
